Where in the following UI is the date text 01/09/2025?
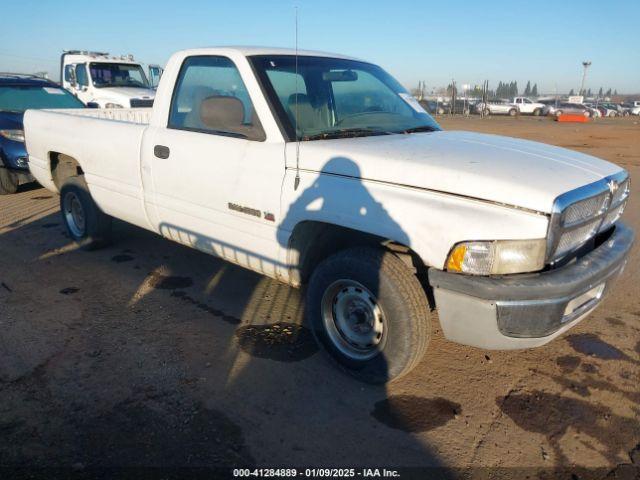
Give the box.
[232,468,401,477]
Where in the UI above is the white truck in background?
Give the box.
[512,97,545,115]
[25,47,633,383]
[61,51,157,108]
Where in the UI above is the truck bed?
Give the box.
[25,107,151,229]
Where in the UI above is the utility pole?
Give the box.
[579,61,591,96]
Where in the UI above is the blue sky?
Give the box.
[1,0,638,93]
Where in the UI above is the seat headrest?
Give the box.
[199,95,245,130]
[288,93,311,107]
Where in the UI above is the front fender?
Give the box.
[279,169,550,269]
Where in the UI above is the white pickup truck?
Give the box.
[512,97,545,115]
[25,47,633,383]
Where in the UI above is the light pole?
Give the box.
[579,61,591,97]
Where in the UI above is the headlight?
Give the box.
[105,103,124,109]
[446,239,546,275]
[0,129,25,143]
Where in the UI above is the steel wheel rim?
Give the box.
[321,279,386,361]
[63,191,86,238]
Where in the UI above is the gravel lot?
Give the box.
[0,116,638,478]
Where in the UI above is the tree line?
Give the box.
[570,87,618,97]
[426,81,620,99]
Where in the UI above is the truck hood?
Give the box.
[95,86,155,102]
[296,131,623,213]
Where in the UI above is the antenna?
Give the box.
[294,5,301,191]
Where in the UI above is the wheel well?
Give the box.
[50,152,83,190]
[287,221,426,286]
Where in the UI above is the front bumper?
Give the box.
[429,223,634,349]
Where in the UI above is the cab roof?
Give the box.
[174,46,362,61]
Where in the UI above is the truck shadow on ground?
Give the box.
[0,166,457,476]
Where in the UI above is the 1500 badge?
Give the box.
[228,203,275,222]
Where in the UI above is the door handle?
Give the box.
[154,145,170,159]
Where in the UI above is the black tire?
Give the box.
[0,168,18,195]
[555,110,563,117]
[533,108,542,116]
[509,108,517,116]
[306,246,431,384]
[59,176,112,250]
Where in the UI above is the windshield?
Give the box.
[250,55,440,141]
[89,62,149,88]
[0,85,85,113]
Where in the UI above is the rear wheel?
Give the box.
[306,247,431,384]
[533,108,542,116]
[0,168,18,195]
[509,108,517,116]
[60,176,112,250]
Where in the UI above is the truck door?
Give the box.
[143,55,285,278]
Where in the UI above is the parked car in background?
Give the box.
[420,100,447,115]
[420,99,472,115]
[475,99,518,116]
[582,103,602,118]
[594,103,619,117]
[538,99,560,116]
[0,73,85,194]
[61,50,156,108]
[552,102,593,118]
[512,97,545,115]
[25,47,633,383]
[616,103,632,116]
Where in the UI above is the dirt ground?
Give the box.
[0,115,638,478]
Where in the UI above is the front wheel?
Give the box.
[0,168,18,195]
[60,176,113,250]
[306,247,431,384]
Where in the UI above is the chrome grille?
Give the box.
[130,98,154,108]
[547,171,630,262]
[561,192,609,226]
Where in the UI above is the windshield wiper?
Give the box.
[302,128,393,141]
[399,125,438,134]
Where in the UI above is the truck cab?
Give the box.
[513,97,545,115]
[61,50,156,108]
